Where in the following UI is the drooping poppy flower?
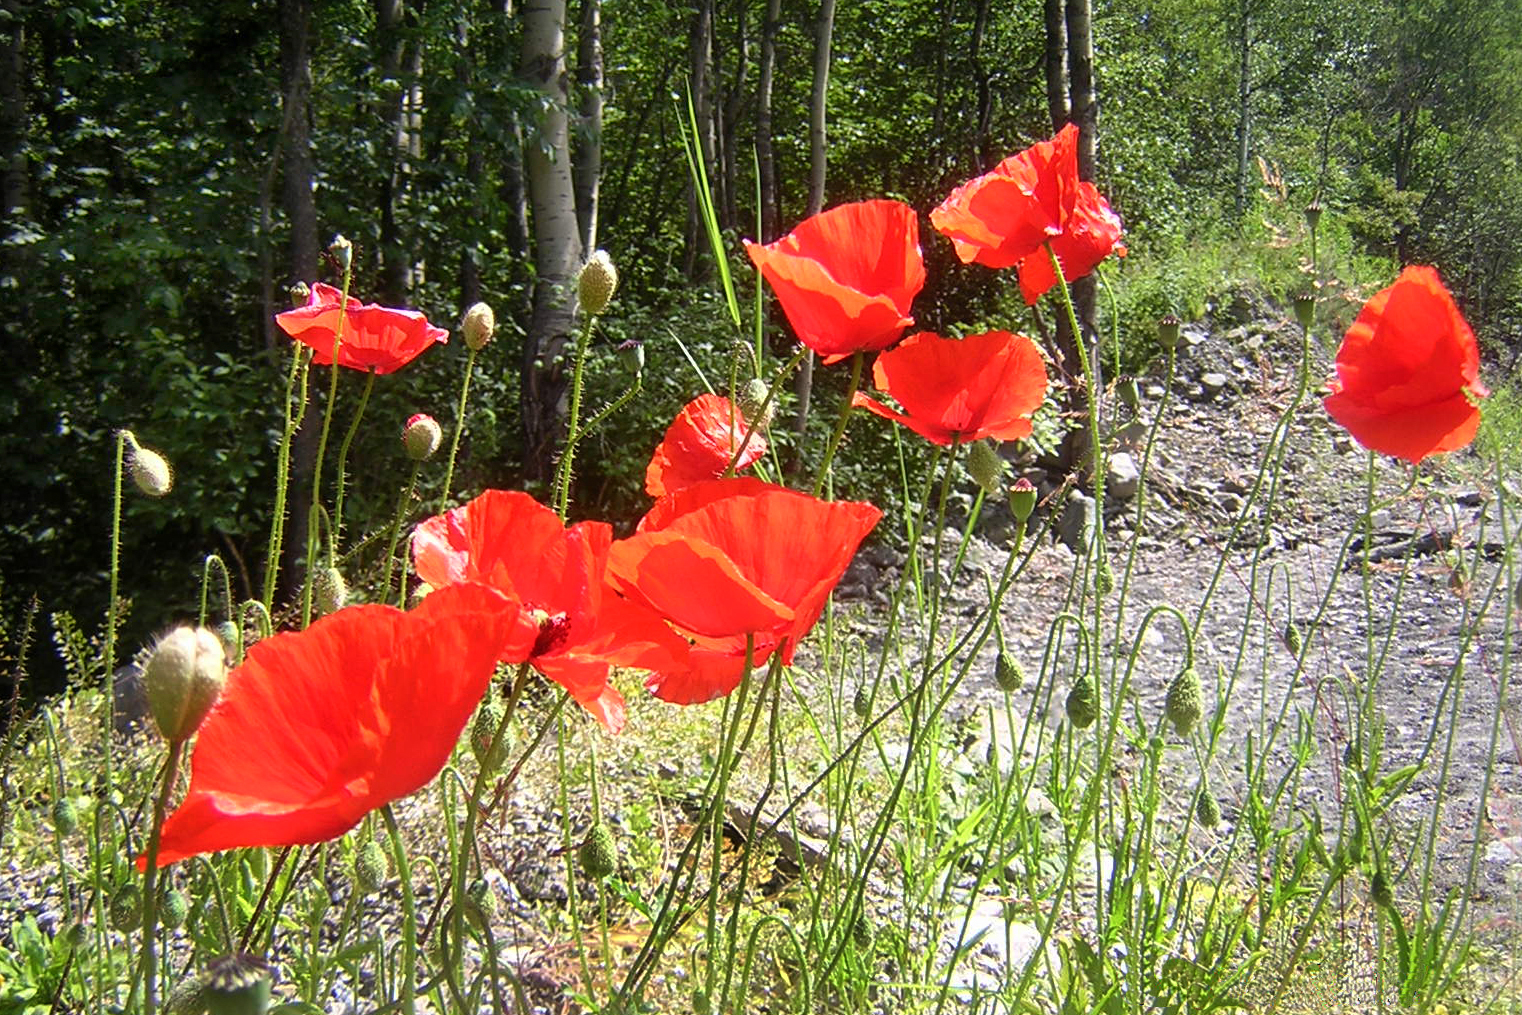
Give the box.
[851,331,1048,446]
[276,282,448,374]
[645,394,768,498]
[143,583,533,867]
[607,478,881,704]
[744,200,926,364]
[1323,265,1488,463]
[930,124,1125,302]
[412,490,688,732]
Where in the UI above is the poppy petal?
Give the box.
[645,394,768,497]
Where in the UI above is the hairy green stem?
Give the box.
[811,351,864,498]
[264,345,311,612]
[138,738,185,1015]
[381,804,418,1015]
[554,314,599,519]
[300,269,354,626]
[439,346,480,512]
[380,463,421,607]
[330,367,377,558]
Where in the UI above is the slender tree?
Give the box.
[755,0,782,241]
[574,0,604,252]
[793,0,837,441]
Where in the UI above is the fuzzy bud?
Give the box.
[123,432,173,498]
[1164,668,1204,736]
[1370,870,1394,909]
[160,888,190,930]
[287,282,310,308]
[1116,375,1141,411]
[203,954,272,1015]
[1157,315,1181,352]
[329,234,353,272]
[471,692,511,774]
[313,567,347,616]
[465,878,498,931]
[852,686,871,720]
[143,626,228,743]
[736,378,775,431]
[353,839,388,896]
[52,796,79,837]
[1065,672,1098,729]
[1284,621,1303,655]
[693,989,713,1015]
[110,884,143,931]
[966,440,1006,496]
[1196,786,1222,828]
[578,250,619,316]
[1008,478,1037,523]
[578,822,618,880]
[462,302,496,352]
[1094,558,1114,598]
[994,652,1025,693]
[402,413,443,462]
[163,976,207,1015]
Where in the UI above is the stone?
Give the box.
[1108,451,1141,500]
[1058,491,1096,554]
[1200,372,1230,399]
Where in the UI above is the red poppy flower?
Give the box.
[744,200,926,364]
[645,394,768,498]
[412,490,688,732]
[607,479,881,704]
[930,125,1124,301]
[851,331,1048,446]
[276,282,448,374]
[1323,265,1488,463]
[143,584,533,867]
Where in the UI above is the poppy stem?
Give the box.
[380,804,418,1015]
[811,350,864,497]
[554,313,600,520]
[300,270,354,628]
[439,345,479,513]
[379,462,421,607]
[102,430,126,807]
[726,345,808,475]
[137,737,185,1015]
[330,367,377,560]
[263,345,311,613]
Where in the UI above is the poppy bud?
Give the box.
[163,976,207,1015]
[110,884,143,931]
[160,888,190,930]
[143,626,228,743]
[203,954,272,1015]
[1065,672,1098,729]
[62,919,88,950]
[287,282,310,308]
[465,878,498,930]
[578,250,619,316]
[1094,558,1114,598]
[123,431,173,498]
[1294,292,1315,330]
[52,796,79,837]
[462,301,496,352]
[1284,621,1303,655]
[736,378,775,431]
[578,822,618,879]
[617,338,646,373]
[1370,870,1394,909]
[1195,786,1221,828]
[1008,478,1037,523]
[852,686,870,720]
[471,692,511,774]
[402,413,443,461]
[1157,314,1181,352]
[353,839,388,896]
[1304,201,1323,232]
[1164,668,1204,736]
[966,440,1006,496]
[1116,375,1141,411]
[313,566,348,615]
[995,652,1025,693]
[329,234,353,272]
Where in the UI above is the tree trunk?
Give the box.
[519,0,584,483]
[1065,0,1096,181]
[1043,0,1068,131]
[793,0,836,441]
[755,0,782,241]
[457,17,484,307]
[1232,0,1251,223]
[377,0,424,303]
[1061,0,1098,477]
[682,0,715,277]
[0,0,27,226]
[969,0,993,167]
[573,0,603,252]
[718,0,747,232]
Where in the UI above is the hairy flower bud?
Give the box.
[471,692,510,774]
[123,432,173,498]
[160,888,190,930]
[579,822,618,879]
[994,652,1025,693]
[1370,870,1394,909]
[353,839,388,896]
[163,975,207,1015]
[1008,478,1037,523]
[1157,314,1181,353]
[52,796,79,837]
[110,884,143,931]
[578,250,618,316]
[287,281,311,308]
[1094,557,1114,598]
[852,686,871,720]
[462,301,496,352]
[966,440,1006,496]
[1284,621,1304,656]
[402,413,442,462]
[314,566,348,616]
[1066,672,1098,729]
[736,378,775,431]
[1195,786,1221,828]
[143,626,227,743]
[1164,667,1204,736]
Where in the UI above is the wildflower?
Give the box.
[745,200,926,364]
[930,124,1124,304]
[140,584,533,867]
[275,282,448,374]
[607,478,881,704]
[851,331,1048,446]
[411,491,688,733]
[1323,266,1487,463]
[645,394,768,498]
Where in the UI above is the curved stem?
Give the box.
[331,368,377,559]
[139,738,185,1015]
[555,315,599,519]
[811,351,864,497]
[103,431,126,796]
[381,804,418,1015]
[440,346,480,512]
[264,345,311,612]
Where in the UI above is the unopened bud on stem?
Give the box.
[462,302,496,352]
[578,250,618,316]
[402,413,442,461]
[143,626,227,743]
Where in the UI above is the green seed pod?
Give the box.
[1293,292,1315,330]
[353,839,388,896]
[287,282,311,308]
[1007,477,1037,523]
[1066,672,1098,729]
[329,234,353,272]
[851,686,870,720]
[1304,201,1323,231]
[578,250,618,316]
[160,888,191,930]
[203,954,271,1015]
[163,974,207,1015]
[965,440,1006,496]
[471,692,510,774]
[1157,314,1182,352]
[1094,558,1114,598]
[578,822,618,880]
[110,884,143,931]
[52,796,79,837]
[1284,621,1303,655]
[1370,870,1394,909]
[1164,668,1204,737]
[994,652,1025,693]
[313,566,347,615]
[1195,786,1222,828]
[143,626,228,743]
[736,378,775,431]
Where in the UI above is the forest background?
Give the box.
[1,0,1519,693]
